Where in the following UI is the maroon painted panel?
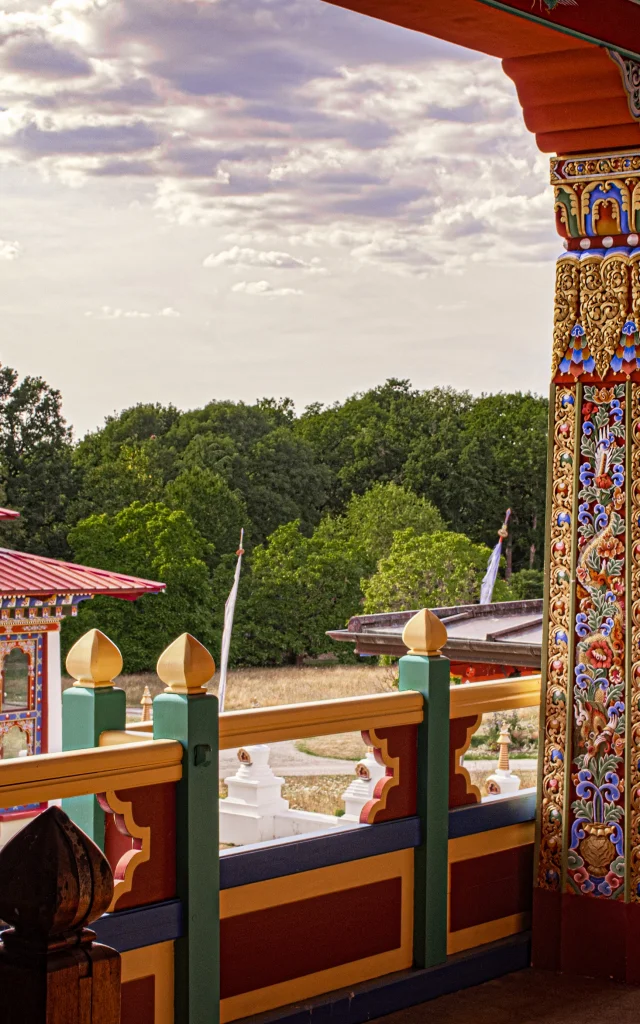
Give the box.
[449,717,480,808]
[483,0,640,58]
[104,782,176,911]
[121,977,155,1024]
[360,725,417,823]
[221,877,402,999]
[450,845,534,933]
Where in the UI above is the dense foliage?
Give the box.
[0,368,548,669]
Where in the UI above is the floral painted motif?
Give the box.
[568,384,626,898]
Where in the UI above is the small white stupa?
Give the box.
[485,723,521,798]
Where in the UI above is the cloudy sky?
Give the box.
[0,0,557,438]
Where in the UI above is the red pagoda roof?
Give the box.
[0,548,165,600]
[0,508,20,520]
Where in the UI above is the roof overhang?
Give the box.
[328,600,543,669]
[322,0,640,154]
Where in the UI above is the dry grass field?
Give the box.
[62,663,398,712]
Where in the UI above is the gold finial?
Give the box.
[402,609,448,656]
[156,633,215,695]
[140,685,153,722]
[66,628,123,688]
[498,723,511,772]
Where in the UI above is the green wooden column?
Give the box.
[61,629,126,847]
[398,609,451,969]
[152,633,219,1024]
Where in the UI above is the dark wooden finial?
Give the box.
[0,806,113,951]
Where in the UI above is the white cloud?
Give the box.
[0,240,21,260]
[0,0,554,278]
[85,304,181,318]
[85,305,151,318]
[231,280,303,297]
[204,246,324,272]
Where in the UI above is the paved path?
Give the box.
[219,740,358,778]
[372,970,639,1024]
[127,709,539,779]
[219,748,539,778]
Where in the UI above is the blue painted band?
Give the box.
[448,790,536,839]
[240,933,531,1024]
[93,898,183,953]
[220,817,421,890]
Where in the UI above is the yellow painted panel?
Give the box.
[448,822,535,865]
[121,941,174,1024]
[447,912,531,955]
[219,691,423,749]
[220,848,413,917]
[220,850,414,1023]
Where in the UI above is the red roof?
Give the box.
[0,548,165,600]
[0,508,20,520]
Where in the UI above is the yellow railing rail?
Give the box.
[100,729,154,746]
[0,740,183,807]
[219,691,424,749]
[117,676,541,750]
[449,675,542,718]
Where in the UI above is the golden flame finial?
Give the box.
[402,609,448,657]
[156,633,215,694]
[66,628,123,688]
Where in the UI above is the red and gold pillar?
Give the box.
[534,150,640,980]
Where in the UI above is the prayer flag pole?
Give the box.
[218,529,244,713]
[479,509,511,605]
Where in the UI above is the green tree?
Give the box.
[165,467,247,567]
[63,502,214,671]
[336,482,445,567]
[234,520,366,665]
[507,568,544,600]
[405,392,548,571]
[362,528,508,613]
[0,365,75,557]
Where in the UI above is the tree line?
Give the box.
[0,368,548,670]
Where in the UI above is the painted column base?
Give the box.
[533,888,640,984]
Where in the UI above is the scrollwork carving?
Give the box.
[553,256,580,375]
[580,253,629,379]
[537,386,576,890]
[629,385,640,900]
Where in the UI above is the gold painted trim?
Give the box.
[219,691,424,749]
[121,941,174,1024]
[448,822,535,864]
[447,912,531,955]
[219,850,413,1023]
[0,739,182,806]
[449,676,541,719]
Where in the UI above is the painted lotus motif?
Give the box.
[569,384,626,898]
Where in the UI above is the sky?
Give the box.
[0,0,559,439]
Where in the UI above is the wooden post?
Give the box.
[152,633,219,1024]
[398,609,450,969]
[0,805,121,1024]
[62,629,126,847]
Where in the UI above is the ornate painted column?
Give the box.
[534,148,640,981]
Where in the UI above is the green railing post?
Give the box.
[152,633,219,1024]
[61,628,126,847]
[398,609,451,969]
